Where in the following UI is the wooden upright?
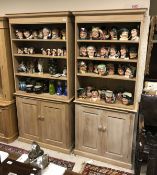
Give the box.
[0,17,18,143]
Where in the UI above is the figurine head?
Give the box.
[118,65,125,76]
[80,46,87,57]
[87,46,96,58]
[129,47,138,59]
[80,27,88,39]
[15,29,23,39]
[97,64,106,76]
[79,61,87,74]
[122,92,133,105]
[88,62,94,73]
[99,46,109,57]
[110,28,117,40]
[110,45,117,56]
[131,28,139,41]
[107,64,115,75]
[23,30,31,39]
[51,28,59,39]
[105,90,115,103]
[120,28,129,40]
[91,27,100,39]
[43,28,51,39]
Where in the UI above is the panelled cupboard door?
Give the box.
[0,108,5,137]
[76,105,102,154]
[40,102,66,147]
[16,97,40,141]
[101,111,134,163]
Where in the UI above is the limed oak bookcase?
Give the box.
[8,12,75,153]
[73,9,146,169]
[0,17,18,143]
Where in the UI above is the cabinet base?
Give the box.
[0,133,18,143]
[18,137,73,154]
[74,149,132,170]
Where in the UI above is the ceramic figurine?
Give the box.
[125,66,136,78]
[88,62,94,73]
[56,81,62,95]
[28,141,44,161]
[129,47,138,59]
[91,89,100,102]
[109,45,119,59]
[86,86,93,98]
[48,60,57,75]
[105,90,116,103]
[62,66,67,76]
[19,81,26,91]
[98,46,109,58]
[41,48,47,55]
[80,27,88,39]
[79,61,87,74]
[100,29,110,40]
[77,88,86,99]
[61,29,66,40]
[91,27,103,40]
[29,61,35,73]
[23,47,29,54]
[32,31,38,39]
[51,49,57,56]
[17,61,27,72]
[26,84,34,93]
[51,28,60,39]
[120,45,128,59]
[63,48,67,56]
[119,28,129,40]
[49,80,55,95]
[87,46,96,58]
[97,64,107,76]
[122,92,133,105]
[23,30,33,39]
[100,89,106,100]
[38,30,43,39]
[57,48,64,56]
[93,64,98,74]
[107,63,115,75]
[17,48,24,54]
[46,48,51,56]
[63,82,67,96]
[43,27,51,39]
[109,28,118,40]
[15,29,23,39]
[118,64,125,76]
[28,47,35,54]
[79,46,87,57]
[33,84,43,94]
[38,58,44,73]
[131,28,139,41]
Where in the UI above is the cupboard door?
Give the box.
[0,67,3,99]
[40,101,66,147]
[101,110,134,162]
[0,108,5,137]
[16,97,40,141]
[75,105,102,154]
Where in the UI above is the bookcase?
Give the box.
[8,12,75,153]
[73,9,146,169]
[0,17,18,143]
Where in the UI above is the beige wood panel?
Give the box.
[40,101,65,147]
[0,108,5,137]
[75,105,101,154]
[0,68,3,98]
[16,97,40,141]
[102,111,133,163]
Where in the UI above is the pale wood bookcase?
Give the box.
[8,12,75,153]
[73,9,146,169]
[0,17,18,143]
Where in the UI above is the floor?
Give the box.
[3,140,147,174]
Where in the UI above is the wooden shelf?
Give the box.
[77,39,139,44]
[77,73,136,81]
[15,72,67,81]
[12,39,66,42]
[14,54,67,59]
[77,57,138,63]
[74,98,136,112]
[15,90,72,103]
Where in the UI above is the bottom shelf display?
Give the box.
[18,78,67,96]
[77,86,134,108]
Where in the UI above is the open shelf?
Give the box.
[15,72,67,81]
[12,39,66,42]
[14,54,67,59]
[77,57,138,63]
[77,73,136,81]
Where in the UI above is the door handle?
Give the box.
[102,127,106,132]
[98,125,102,131]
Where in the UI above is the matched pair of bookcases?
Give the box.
[0,9,146,169]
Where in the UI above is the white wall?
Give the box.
[0,0,150,15]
